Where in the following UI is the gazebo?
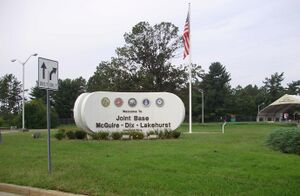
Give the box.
[258,94,300,122]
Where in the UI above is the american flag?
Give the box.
[183,10,190,59]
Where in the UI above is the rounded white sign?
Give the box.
[74,91,185,133]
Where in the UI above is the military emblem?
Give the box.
[101,97,110,107]
[142,98,151,107]
[156,98,164,107]
[128,98,137,107]
[114,97,123,107]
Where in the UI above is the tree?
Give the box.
[287,80,300,95]
[0,74,22,126]
[116,21,187,93]
[25,99,58,128]
[262,72,285,104]
[0,74,22,114]
[87,59,136,92]
[88,21,198,95]
[200,62,231,121]
[53,77,86,119]
[231,85,263,121]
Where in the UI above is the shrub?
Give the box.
[172,130,181,139]
[130,131,144,140]
[66,131,76,139]
[32,132,41,139]
[266,128,300,155]
[90,132,109,140]
[111,132,122,140]
[75,130,87,140]
[55,131,65,140]
[0,117,5,126]
[147,131,156,136]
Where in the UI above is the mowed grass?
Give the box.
[0,123,300,195]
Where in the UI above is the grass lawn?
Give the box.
[0,123,300,195]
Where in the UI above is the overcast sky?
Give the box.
[1,0,299,92]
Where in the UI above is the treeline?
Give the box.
[1,21,299,128]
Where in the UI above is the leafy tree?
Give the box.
[0,74,22,126]
[87,59,136,92]
[231,85,263,121]
[287,80,300,95]
[0,74,22,114]
[25,99,58,128]
[30,77,86,119]
[200,62,231,121]
[262,72,285,104]
[88,21,198,95]
[30,82,47,101]
[53,77,86,118]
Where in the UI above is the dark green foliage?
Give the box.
[90,132,109,140]
[262,72,285,104]
[24,99,58,129]
[266,128,300,155]
[75,130,87,140]
[0,117,4,126]
[111,132,122,140]
[87,22,195,94]
[54,129,66,140]
[54,131,65,140]
[147,131,156,136]
[172,130,181,139]
[130,131,144,140]
[0,74,22,126]
[66,131,76,139]
[200,62,231,121]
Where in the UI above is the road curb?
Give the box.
[0,183,86,196]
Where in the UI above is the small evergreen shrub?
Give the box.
[147,131,156,136]
[130,131,144,139]
[90,132,110,140]
[54,131,65,140]
[75,130,87,140]
[266,128,300,155]
[66,131,76,139]
[111,132,122,140]
[172,130,181,139]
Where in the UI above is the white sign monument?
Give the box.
[74,91,185,133]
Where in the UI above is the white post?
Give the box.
[188,3,192,134]
[222,121,226,134]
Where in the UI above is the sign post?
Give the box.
[38,57,58,173]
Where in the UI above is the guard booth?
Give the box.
[258,94,300,122]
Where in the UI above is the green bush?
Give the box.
[55,131,65,140]
[111,132,122,140]
[75,130,87,140]
[172,130,181,139]
[147,131,156,136]
[0,117,5,127]
[24,100,58,129]
[66,131,76,139]
[266,128,300,155]
[90,132,109,140]
[130,131,144,140]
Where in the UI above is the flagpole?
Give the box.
[188,3,192,134]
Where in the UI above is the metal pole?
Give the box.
[47,89,51,173]
[201,90,204,124]
[188,3,192,134]
[22,63,25,130]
